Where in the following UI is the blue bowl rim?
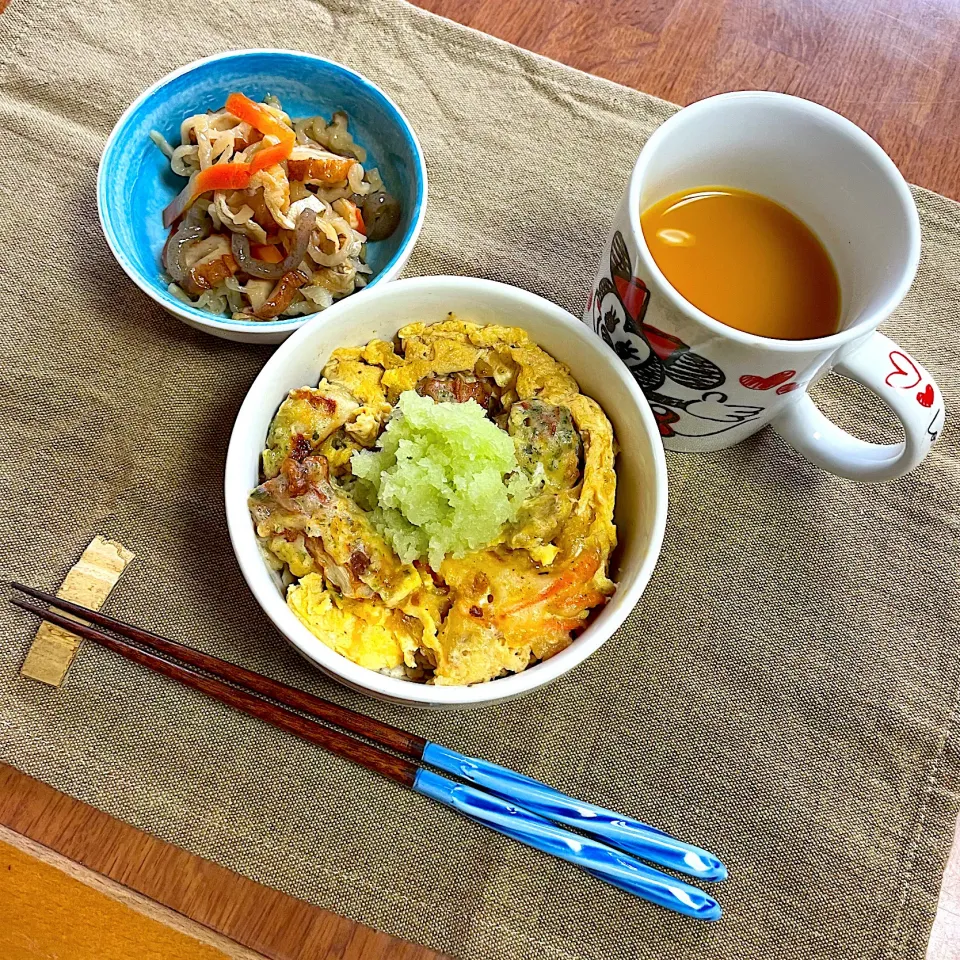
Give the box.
[96,48,428,334]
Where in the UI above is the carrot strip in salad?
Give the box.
[225,92,295,174]
[162,92,295,227]
[338,198,366,234]
[163,163,254,227]
[224,92,291,141]
[195,163,256,193]
[250,243,284,263]
[249,139,294,173]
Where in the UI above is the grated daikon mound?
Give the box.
[351,390,534,569]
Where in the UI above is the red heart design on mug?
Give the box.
[652,406,680,438]
[885,350,921,389]
[739,370,796,391]
[917,384,934,408]
[776,382,800,395]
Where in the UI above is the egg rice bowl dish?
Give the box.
[248,318,618,685]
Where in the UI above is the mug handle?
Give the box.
[771,332,944,482]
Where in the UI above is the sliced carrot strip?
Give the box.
[225,92,290,140]
[495,551,601,621]
[225,92,294,173]
[536,551,600,604]
[195,163,253,193]
[249,136,294,174]
[250,243,284,263]
[163,163,254,227]
[162,93,295,226]
[339,198,366,234]
[552,590,608,616]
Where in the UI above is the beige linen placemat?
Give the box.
[1,1,959,958]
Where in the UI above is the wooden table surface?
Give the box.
[420,0,960,201]
[6,1,960,958]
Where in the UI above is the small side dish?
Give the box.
[152,92,402,321]
[248,319,619,686]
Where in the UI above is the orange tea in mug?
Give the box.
[641,186,841,340]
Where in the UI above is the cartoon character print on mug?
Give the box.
[587,223,945,461]
[588,230,766,442]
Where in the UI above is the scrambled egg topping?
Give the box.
[249,317,618,685]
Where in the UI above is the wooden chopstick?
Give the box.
[8,583,727,918]
[9,593,418,787]
[10,581,426,759]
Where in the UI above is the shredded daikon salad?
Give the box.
[151,92,402,322]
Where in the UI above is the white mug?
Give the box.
[584,92,944,481]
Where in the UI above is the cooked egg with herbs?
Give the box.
[248,317,618,685]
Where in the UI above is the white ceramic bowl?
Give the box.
[225,276,668,707]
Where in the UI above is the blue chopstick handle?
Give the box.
[421,743,726,882]
[413,769,721,921]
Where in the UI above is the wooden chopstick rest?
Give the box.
[19,536,135,687]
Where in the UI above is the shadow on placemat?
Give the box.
[1,1,959,959]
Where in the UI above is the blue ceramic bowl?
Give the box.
[97,49,427,343]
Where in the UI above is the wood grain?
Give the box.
[14,582,428,760]
[0,827,266,960]
[12,597,420,787]
[0,764,445,960]
[417,0,960,200]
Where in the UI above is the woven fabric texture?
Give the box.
[1,2,958,957]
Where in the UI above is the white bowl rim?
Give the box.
[225,275,669,705]
[96,47,429,338]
